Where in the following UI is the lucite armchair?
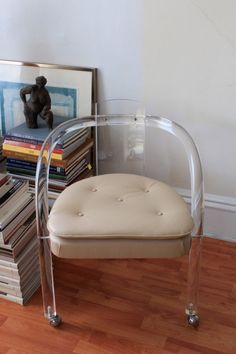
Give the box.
[35,109,204,328]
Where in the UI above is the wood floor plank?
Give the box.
[0,237,236,353]
[73,330,164,354]
[0,345,10,354]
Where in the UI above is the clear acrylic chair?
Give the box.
[35,107,204,328]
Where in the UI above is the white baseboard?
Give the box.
[176,188,236,243]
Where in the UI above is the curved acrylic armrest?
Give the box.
[35,116,95,239]
[35,114,204,326]
[145,116,204,236]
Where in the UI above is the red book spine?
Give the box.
[4,139,63,154]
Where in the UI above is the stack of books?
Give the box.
[3,116,94,198]
[0,173,40,304]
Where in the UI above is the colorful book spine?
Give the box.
[4,127,88,149]
[3,134,44,146]
[7,167,67,180]
[3,144,64,160]
[6,159,66,174]
[3,139,63,154]
[4,139,94,167]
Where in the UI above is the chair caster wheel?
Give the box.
[187,314,200,328]
[49,314,62,327]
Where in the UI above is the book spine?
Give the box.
[0,197,34,243]
[3,142,63,155]
[6,158,36,168]
[7,167,67,180]
[0,184,14,199]
[4,139,42,150]
[0,175,10,187]
[7,162,37,172]
[6,159,66,174]
[4,134,63,148]
[0,194,33,231]
[4,150,64,166]
[3,150,39,163]
[4,134,43,145]
[0,182,29,212]
[0,180,23,205]
[4,139,93,167]
[3,144,64,160]
[6,167,36,176]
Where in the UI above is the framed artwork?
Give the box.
[0,60,97,134]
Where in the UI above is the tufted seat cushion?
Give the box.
[48,174,194,258]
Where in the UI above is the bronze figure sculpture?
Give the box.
[20,76,53,129]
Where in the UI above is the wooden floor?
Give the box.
[0,237,236,354]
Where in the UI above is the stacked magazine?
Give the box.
[3,116,94,198]
[0,173,40,304]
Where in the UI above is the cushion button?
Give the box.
[118,198,123,202]
[78,212,84,217]
[92,188,97,192]
[157,212,163,216]
[145,190,149,193]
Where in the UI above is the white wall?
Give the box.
[0,0,143,100]
[143,0,236,199]
[0,0,235,239]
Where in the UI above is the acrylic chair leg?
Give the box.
[185,235,203,328]
[38,237,61,327]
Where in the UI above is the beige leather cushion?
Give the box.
[48,174,194,258]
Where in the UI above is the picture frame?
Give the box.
[0,60,98,134]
